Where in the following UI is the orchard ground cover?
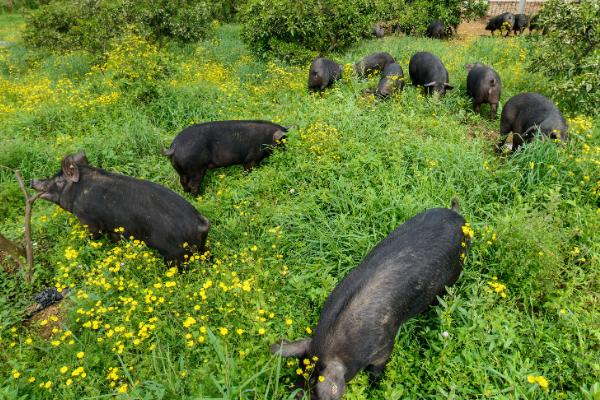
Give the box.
[0,15,599,400]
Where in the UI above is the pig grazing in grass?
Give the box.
[513,14,530,35]
[271,200,469,400]
[375,62,404,98]
[465,63,501,119]
[308,58,343,91]
[31,152,210,264]
[354,52,396,78]
[165,120,288,195]
[409,52,453,97]
[498,92,568,152]
[486,12,515,36]
[426,20,446,39]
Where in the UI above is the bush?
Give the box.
[23,0,215,53]
[393,0,489,35]
[241,0,489,62]
[241,0,374,63]
[529,0,600,115]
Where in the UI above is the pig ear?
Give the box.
[273,130,287,141]
[61,156,81,183]
[464,63,474,71]
[71,151,89,166]
[444,83,454,90]
[424,81,437,87]
[270,339,311,358]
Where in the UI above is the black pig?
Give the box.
[513,14,530,35]
[465,63,501,119]
[498,92,568,152]
[426,20,446,39]
[165,120,288,195]
[375,62,404,98]
[31,152,210,263]
[308,58,343,91]
[373,23,385,39]
[485,12,515,36]
[354,52,396,78]
[409,52,453,96]
[271,200,468,400]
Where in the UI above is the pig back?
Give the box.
[312,208,465,369]
[70,167,207,256]
[170,120,284,169]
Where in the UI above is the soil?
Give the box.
[25,301,68,339]
[456,18,490,39]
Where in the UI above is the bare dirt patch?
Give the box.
[456,18,490,39]
[25,301,68,339]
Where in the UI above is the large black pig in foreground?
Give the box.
[498,92,568,152]
[165,120,288,195]
[31,152,210,263]
[271,200,469,400]
[409,52,453,96]
[465,63,501,119]
[308,58,343,91]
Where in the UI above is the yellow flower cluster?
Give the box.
[488,277,508,298]
[298,121,342,161]
[100,32,164,83]
[527,375,549,390]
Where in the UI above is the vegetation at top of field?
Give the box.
[0,10,599,400]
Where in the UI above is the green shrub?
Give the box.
[241,0,374,63]
[23,0,215,54]
[529,0,600,115]
[211,0,248,22]
[241,0,489,62]
[393,0,489,35]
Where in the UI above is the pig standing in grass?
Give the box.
[498,92,568,152]
[409,52,453,96]
[485,12,515,36]
[375,62,404,98]
[373,23,385,39]
[426,20,446,39]
[31,152,210,263]
[271,200,469,400]
[308,58,343,91]
[513,14,530,35]
[165,120,288,195]
[354,52,396,78]
[465,63,501,119]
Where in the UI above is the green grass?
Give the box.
[1,17,599,400]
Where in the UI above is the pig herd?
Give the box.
[309,47,567,153]
[28,18,568,400]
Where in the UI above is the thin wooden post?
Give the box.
[15,171,41,282]
[518,0,526,14]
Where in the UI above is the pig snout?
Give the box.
[31,179,45,192]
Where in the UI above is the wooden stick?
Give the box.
[14,170,41,282]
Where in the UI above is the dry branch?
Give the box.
[15,170,42,282]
